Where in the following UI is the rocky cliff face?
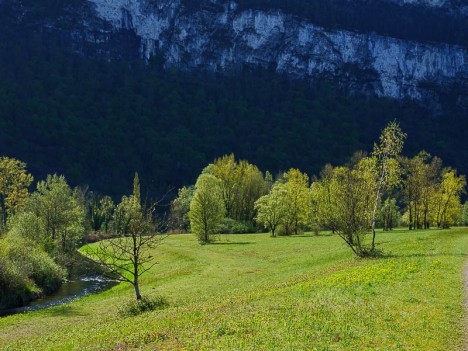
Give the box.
[1,0,464,103]
[86,0,466,102]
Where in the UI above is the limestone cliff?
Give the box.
[86,0,466,101]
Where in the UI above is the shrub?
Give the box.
[118,294,169,317]
[0,232,65,308]
[29,249,66,293]
[218,218,255,234]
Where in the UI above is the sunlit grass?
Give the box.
[0,228,467,350]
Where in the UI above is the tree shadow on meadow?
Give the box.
[211,241,254,246]
[291,234,334,238]
[42,304,88,317]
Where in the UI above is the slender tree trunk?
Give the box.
[347,231,354,245]
[134,280,142,300]
[409,204,413,230]
[133,269,141,300]
[270,221,276,238]
[341,232,359,256]
[204,220,208,243]
[423,209,428,229]
[133,234,141,300]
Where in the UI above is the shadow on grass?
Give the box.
[291,234,334,238]
[43,304,87,317]
[211,242,254,246]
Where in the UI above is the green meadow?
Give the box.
[1,228,467,350]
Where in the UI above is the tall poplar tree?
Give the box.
[370,121,406,251]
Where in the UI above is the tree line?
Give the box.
[1,119,467,307]
[173,122,467,257]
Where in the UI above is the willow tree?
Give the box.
[432,169,466,228]
[205,154,237,218]
[280,169,310,235]
[189,174,225,244]
[203,154,268,223]
[310,164,337,233]
[401,152,442,230]
[310,158,377,257]
[254,183,286,237]
[233,160,269,222]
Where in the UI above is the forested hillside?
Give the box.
[0,1,466,198]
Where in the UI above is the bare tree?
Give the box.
[87,174,166,300]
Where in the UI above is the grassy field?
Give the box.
[0,228,467,350]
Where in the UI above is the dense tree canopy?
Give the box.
[28,174,86,254]
[203,154,269,224]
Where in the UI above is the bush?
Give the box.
[0,232,65,308]
[218,218,255,234]
[118,294,169,317]
[29,250,66,293]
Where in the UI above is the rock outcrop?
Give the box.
[86,0,466,101]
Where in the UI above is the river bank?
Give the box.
[0,255,118,316]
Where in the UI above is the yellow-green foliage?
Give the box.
[189,173,225,243]
[0,156,33,225]
[203,154,269,222]
[0,228,467,350]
